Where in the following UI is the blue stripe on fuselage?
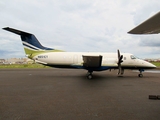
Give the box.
[21,35,54,50]
[71,65,112,71]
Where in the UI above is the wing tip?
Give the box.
[2,27,10,30]
[2,27,31,35]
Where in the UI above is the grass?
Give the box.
[0,64,49,68]
[151,62,160,67]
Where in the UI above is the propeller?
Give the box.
[117,49,123,75]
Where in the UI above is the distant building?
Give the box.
[1,58,34,64]
[145,58,160,62]
[0,59,5,64]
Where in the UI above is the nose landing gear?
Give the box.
[138,69,144,77]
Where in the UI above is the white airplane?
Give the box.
[2,27,156,79]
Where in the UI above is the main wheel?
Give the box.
[87,74,93,79]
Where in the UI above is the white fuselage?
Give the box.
[33,52,156,70]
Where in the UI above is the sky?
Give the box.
[0,0,160,59]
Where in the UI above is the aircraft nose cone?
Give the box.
[142,60,157,69]
[152,64,157,68]
[148,62,157,69]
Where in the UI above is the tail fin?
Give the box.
[3,27,63,58]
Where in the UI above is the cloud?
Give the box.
[139,35,160,47]
[0,0,160,58]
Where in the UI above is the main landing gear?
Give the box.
[138,69,144,77]
[87,71,93,79]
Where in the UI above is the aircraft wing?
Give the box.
[82,55,102,68]
[128,11,160,34]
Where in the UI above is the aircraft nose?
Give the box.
[147,62,157,69]
[140,60,157,69]
[151,64,156,68]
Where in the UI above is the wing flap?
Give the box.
[128,11,160,34]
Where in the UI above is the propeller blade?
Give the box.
[117,49,120,59]
[117,49,123,75]
[118,64,121,75]
[119,55,123,64]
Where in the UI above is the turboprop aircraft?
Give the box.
[3,27,156,79]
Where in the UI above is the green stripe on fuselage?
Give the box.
[24,48,64,59]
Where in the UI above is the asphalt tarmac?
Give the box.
[0,68,160,120]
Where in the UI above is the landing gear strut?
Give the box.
[138,69,144,77]
[87,71,93,79]
[117,68,124,77]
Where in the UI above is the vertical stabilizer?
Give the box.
[3,27,63,58]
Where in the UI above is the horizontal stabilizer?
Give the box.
[35,60,47,65]
[3,27,31,35]
[128,11,160,34]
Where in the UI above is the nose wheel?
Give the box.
[138,73,143,77]
[138,69,144,77]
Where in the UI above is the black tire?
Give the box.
[87,74,93,79]
[138,74,143,77]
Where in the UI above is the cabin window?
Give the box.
[124,57,126,60]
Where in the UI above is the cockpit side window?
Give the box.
[130,55,136,59]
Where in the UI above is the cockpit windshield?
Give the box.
[130,55,138,59]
